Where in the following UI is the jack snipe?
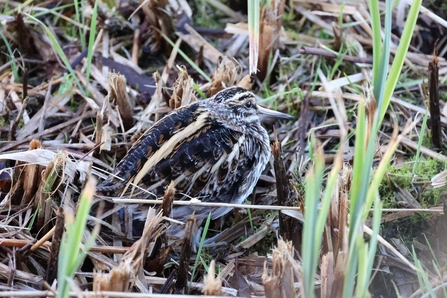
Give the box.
[97,87,293,233]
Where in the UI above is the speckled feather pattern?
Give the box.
[97,87,273,223]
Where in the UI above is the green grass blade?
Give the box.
[379,0,422,123]
[0,31,19,82]
[348,98,366,213]
[85,0,99,91]
[365,132,399,216]
[247,0,260,75]
[189,212,212,291]
[355,236,368,296]
[301,137,322,298]
[57,178,96,298]
[3,0,33,15]
[160,33,211,82]
[374,0,392,111]
[25,14,86,94]
[356,197,382,297]
[343,233,359,298]
[73,0,86,49]
[412,246,435,295]
[192,82,207,99]
[412,112,428,177]
[302,132,342,298]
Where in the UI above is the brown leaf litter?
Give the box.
[1,0,447,297]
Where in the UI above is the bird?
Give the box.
[96,86,293,237]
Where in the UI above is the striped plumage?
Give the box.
[97,87,293,234]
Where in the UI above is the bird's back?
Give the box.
[96,100,269,221]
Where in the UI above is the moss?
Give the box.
[441,92,447,102]
[421,132,435,149]
[379,157,446,208]
[378,156,445,253]
[317,30,332,40]
[191,1,227,29]
[284,85,303,118]
[17,118,24,130]
[248,223,276,256]
[282,9,300,32]
[346,107,356,123]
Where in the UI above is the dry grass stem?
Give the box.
[262,239,299,297]
[169,66,196,109]
[203,260,222,296]
[1,1,445,296]
[109,72,134,131]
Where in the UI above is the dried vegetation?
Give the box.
[1,0,447,297]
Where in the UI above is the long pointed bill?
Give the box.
[257,105,294,123]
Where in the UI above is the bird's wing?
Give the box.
[140,117,259,203]
[96,102,203,196]
[97,102,261,204]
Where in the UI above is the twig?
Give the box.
[428,49,441,149]
[0,110,96,152]
[400,136,447,162]
[300,46,373,64]
[272,139,297,241]
[8,95,30,141]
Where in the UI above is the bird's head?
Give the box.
[211,86,294,124]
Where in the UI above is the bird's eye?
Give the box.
[245,101,252,109]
